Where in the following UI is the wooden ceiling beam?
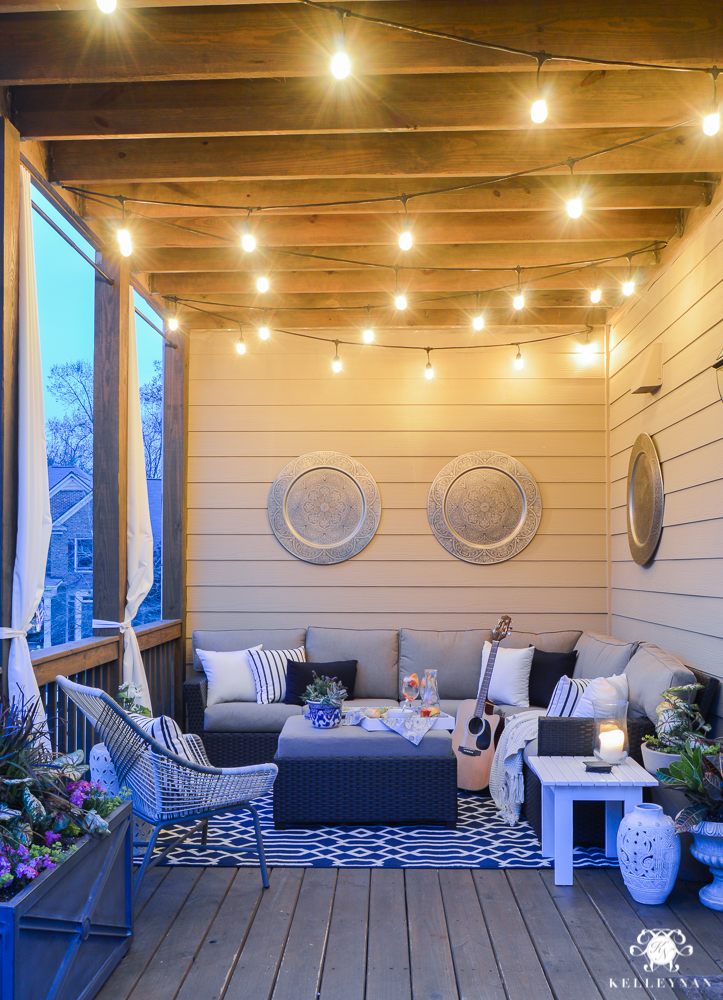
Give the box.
[1,2,720,84]
[11,70,714,140]
[133,240,659,273]
[49,126,723,183]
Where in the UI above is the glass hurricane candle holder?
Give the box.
[594,699,629,764]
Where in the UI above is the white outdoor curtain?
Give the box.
[0,168,52,745]
[93,291,155,710]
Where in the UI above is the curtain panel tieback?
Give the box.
[0,628,29,640]
[92,619,132,632]
[92,617,152,710]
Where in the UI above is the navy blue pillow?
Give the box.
[283,659,358,706]
[529,648,578,709]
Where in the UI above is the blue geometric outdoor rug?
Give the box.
[138,792,617,869]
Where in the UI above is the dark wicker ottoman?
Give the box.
[273,717,458,829]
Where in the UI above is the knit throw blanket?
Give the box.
[489,711,544,826]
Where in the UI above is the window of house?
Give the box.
[74,538,93,571]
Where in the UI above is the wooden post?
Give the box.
[93,253,129,652]
[162,330,187,719]
[0,118,20,702]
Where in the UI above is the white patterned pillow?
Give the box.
[545,677,591,717]
[127,712,194,762]
[248,647,306,704]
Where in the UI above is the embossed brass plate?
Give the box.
[627,432,664,566]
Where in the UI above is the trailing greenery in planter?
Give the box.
[642,683,713,755]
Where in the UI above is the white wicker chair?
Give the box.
[56,676,277,898]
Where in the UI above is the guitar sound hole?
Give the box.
[467,716,484,736]
[467,715,492,750]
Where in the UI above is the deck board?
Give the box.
[100,867,723,1000]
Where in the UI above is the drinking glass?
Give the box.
[402,674,419,708]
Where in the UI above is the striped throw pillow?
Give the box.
[128,712,194,762]
[545,677,591,718]
[248,647,306,704]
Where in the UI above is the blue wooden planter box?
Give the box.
[0,799,133,1000]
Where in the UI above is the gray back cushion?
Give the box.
[192,628,307,672]
[501,630,582,653]
[306,626,399,700]
[573,632,638,680]
[624,642,696,723]
[399,629,492,700]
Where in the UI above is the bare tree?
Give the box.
[46,360,93,471]
[140,361,163,479]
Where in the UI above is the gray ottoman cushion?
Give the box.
[204,702,303,733]
[573,632,638,679]
[399,628,492,700]
[306,626,399,700]
[277,715,453,758]
[624,642,696,723]
[192,628,306,672]
[501,630,582,653]
[344,699,399,710]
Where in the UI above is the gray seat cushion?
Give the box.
[306,626,399,700]
[277,715,453,758]
[204,702,303,733]
[493,705,547,720]
[192,628,307,672]
[573,632,638,679]
[624,643,696,723]
[501,630,582,654]
[399,628,492,700]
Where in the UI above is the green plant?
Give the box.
[300,673,348,707]
[642,683,712,755]
[657,747,723,832]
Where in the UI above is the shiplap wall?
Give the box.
[186,328,608,658]
[609,192,723,721]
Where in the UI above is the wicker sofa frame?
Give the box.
[185,676,282,767]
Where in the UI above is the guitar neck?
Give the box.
[473,641,501,716]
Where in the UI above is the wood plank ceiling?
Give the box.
[2,0,722,345]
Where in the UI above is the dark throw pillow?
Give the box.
[528,648,578,709]
[283,659,358,706]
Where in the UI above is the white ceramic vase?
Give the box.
[617,802,680,904]
[690,820,723,910]
[640,744,681,776]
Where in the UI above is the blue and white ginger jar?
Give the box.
[617,802,680,904]
[307,701,343,729]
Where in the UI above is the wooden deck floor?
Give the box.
[98,866,723,1000]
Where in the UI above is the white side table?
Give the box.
[527,755,659,885]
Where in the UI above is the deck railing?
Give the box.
[29,619,183,758]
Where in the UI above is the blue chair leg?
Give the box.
[133,822,162,902]
[248,804,269,888]
[201,820,209,845]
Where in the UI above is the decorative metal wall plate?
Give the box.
[428,451,542,564]
[627,432,664,566]
[268,451,381,564]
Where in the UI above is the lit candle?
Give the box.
[599,728,625,763]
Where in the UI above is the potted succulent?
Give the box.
[301,673,348,729]
[641,683,713,775]
[0,700,133,1000]
[658,748,723,910]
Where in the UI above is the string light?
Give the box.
[117,202,132,257]
[398,197,413,251]
[236,327,246,355]
[96,0,116,11]
[256,275,270,293]
[514,345,524,370]
[531,54,549,124]
[167,298,179,332]
[393,273,408,310]
[565,159,583,219]
[332,340,342,372]
[362,306,375,343]
[425,348,434,379]
[330,11,351,79]
[258,313,270,340]
[241,210,256,253]
[513,267,525,311]
[472,292,485,330]
[622,257,635,296]
[578,330,595,362]
[703,69,720,136]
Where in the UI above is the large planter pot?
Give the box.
[641,744,681,776]
[617,802,680,904]
[0,800,133,1000]
[690,820,723,911]
[307,701,342,729]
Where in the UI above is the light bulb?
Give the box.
[236,339,246,355]
[513,292,525,311]
[472,313,485,331]
[425,362,434,379]
[258,326,270,340]
[590,287,602,304]
[578,339,595,361]
[330,49,351,80]
[242,231,256,253]
[514,349,524,370]
[256,276,270,293]
[531,98,547,124]
[167,316,179,332]
[622,278,635,297]
[117,228,132,257]
[362,328,374,343]
[399,230,413,251]
[394,291,407,311]
[566,196,583,219]
[703,106,720,136]
[332,357,342,373]
[97,0,116,12]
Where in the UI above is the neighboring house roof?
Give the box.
[48,469,162,548]
[48,467,92,495]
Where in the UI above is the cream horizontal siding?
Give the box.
[608,188,723,727]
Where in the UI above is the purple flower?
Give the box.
[44,831,61,847]
[69,790,85,808]
[15,863,38,880]
[0,856,11,875]
[16,844,29,859]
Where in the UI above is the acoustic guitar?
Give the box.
[451,614,513,791]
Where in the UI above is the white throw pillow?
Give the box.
[478,642,534,708]
[195,646,262,706]
[248,647,306,704]
[572,673,629,718]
